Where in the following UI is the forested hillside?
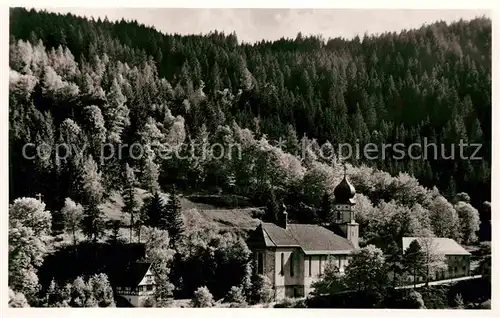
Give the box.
[9,8,491,207]
[8,8,491,308]
[9,6,491,231]
[9,9,491,209]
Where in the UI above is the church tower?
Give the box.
[333,164,359,248]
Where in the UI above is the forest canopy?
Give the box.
[9,8,490,234]
[8,8,491,308]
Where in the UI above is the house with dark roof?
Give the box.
[112,262,157,307]
[247,167,359,299]
[402,237,472,282]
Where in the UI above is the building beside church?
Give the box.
[247,167,359,299]
[113,262,157,307]
[402,237,471,282]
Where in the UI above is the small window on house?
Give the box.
[462,266,466,272]
[281,253,284,275]
[337,211,342,220]
[308,256,312,277]
[257,252,264,274]
[290,252,294,277]
[146,285,153,291]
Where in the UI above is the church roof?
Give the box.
[252,222,355,254]
[402,237,471,255]
[333,176,356,204]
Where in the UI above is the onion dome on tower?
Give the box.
[333,163,356,204]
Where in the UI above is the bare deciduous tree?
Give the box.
[416,229,447,285]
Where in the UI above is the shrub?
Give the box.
[274,298,294,308]
[191,286,214,308]
[385,289,425,309]
[87,273,115,307]
[420,286,448,309]
[8,288,30,308]
[406,290,426,309]
[225,285,246,304]
[155,297,174,308]
[251,208,265,219]
[142,297,156,307]
[294,299,307,308]
[453,293,464,309]
[229,302,248,308]
[363,290,384,308]
[250,274,274,304]
[274,298,307,308]
[480,299,491,309]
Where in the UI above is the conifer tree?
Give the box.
[284,124,300,156]
[319,191,331,223]
[165,186,184,246]
[105,78,130,144]
[108,219,121,244]
[384,241,404,287]
[141,151,160,194]
[403,240,426,287]
[83,105,107,161]
[80,156,105,242]
[264,190,280,223]
[122,163,141,243]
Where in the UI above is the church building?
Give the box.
[247,167,359,300]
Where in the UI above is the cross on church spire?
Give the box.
[35,193,43,202]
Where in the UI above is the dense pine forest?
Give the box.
[8,8,491,308]
[9,8,491,205]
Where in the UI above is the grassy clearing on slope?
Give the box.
[198,208,260,231]
[99,189,262,232]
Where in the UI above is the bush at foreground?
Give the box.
[224,285,247,305]
[250,274,274,304]
[274,298,307,308]
[191,286,214,308]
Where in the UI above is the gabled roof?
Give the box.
[402,237,471,255]
[249,222,354,254]
[112,262,154,287]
